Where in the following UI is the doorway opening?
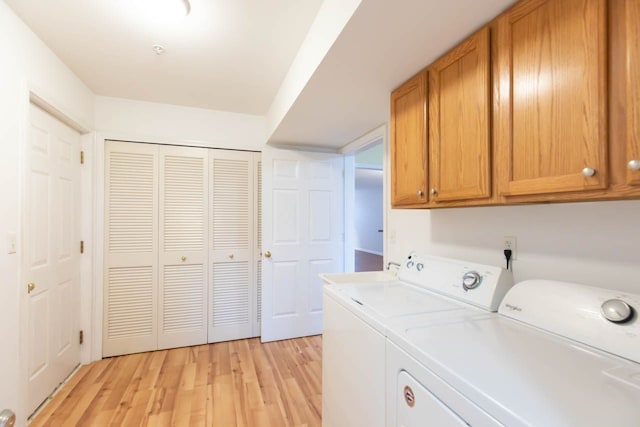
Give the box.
[351,140,383,272]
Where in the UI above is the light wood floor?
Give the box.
[31,336,322,427]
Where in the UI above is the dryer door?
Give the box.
[397,371,468,426]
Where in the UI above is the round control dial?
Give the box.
[462,271,482,291]
[600,299,634,323]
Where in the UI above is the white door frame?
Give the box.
[339,124,388,272]
[18,86,92,422]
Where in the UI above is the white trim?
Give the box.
[339,124,386,154]
[28,88,91,135]
[91,133,105,362]
[344,155,356,272]
[267,141,339,153]
[354,248,384,257]
[18,79,29,426]
[355,162,383,171]
[342,124,387,274]
[97,130,262,151]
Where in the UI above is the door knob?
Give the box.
[181,256,187,262]
[27,283,35,294]
[228,253,234,259]
[264,250,271,258]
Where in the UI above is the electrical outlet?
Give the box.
[503,236,517,260]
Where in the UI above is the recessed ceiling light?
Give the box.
[152,44,166,55]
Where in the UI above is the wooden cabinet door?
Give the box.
[390,71,428,206]
[428,27,491,202]
[496,0,608,196]
[625,0,640,185]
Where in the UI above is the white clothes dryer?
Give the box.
[386,280,640,426]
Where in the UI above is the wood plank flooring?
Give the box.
[30,336,322,427]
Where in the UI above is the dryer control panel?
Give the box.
[499,280,640,364]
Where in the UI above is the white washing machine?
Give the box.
[387,280,640,426]
[322,252,513,427]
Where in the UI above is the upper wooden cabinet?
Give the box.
[389,0,640,209]
[495,0,608,197]
[390,71,428,207]
[624,0,640,186]
[428,27,492,203]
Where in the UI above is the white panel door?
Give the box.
[208,150,257,342]
[262,147,344,342]
[158,145,209,349]
[25,103,82,414]
[103,141,159,357]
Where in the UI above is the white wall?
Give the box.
[95,96,267,150]
[354,176,383,255]
[386,195,640,294]
[266,0,362,140]
[0,2,95,424]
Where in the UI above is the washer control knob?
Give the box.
[406,260,415,269]
[416,263,424,272]
[462,271,482,291]
[601,299,634,323]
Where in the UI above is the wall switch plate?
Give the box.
[503,236,517,260]
[7,232,16,254]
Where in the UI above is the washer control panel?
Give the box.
[397,252,513,311]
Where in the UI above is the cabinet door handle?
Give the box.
[628,160,640,171]
[430,188,437,195]
[181,256,187,262]
[581,167,596,177]
[27,282,35,294]
[264,250,271,258]
[416,190,424,197]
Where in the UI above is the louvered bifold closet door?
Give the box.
[255,157,262,335]
[104,141,159,357]
[158,146,209,350]
[209,150,257,342]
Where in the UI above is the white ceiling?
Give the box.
[269,0,518,148]
[7,0,520,150]
[4,0,322,115]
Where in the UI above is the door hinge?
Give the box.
[80,240,84,254]
[79,330,84,345]
[80,151,85,164]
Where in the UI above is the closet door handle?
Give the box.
[264,250,271,258]
[181,256,187,262]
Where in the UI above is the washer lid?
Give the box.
[390,313,640,427]
[335,281,462,318]
[499,280,640,364]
